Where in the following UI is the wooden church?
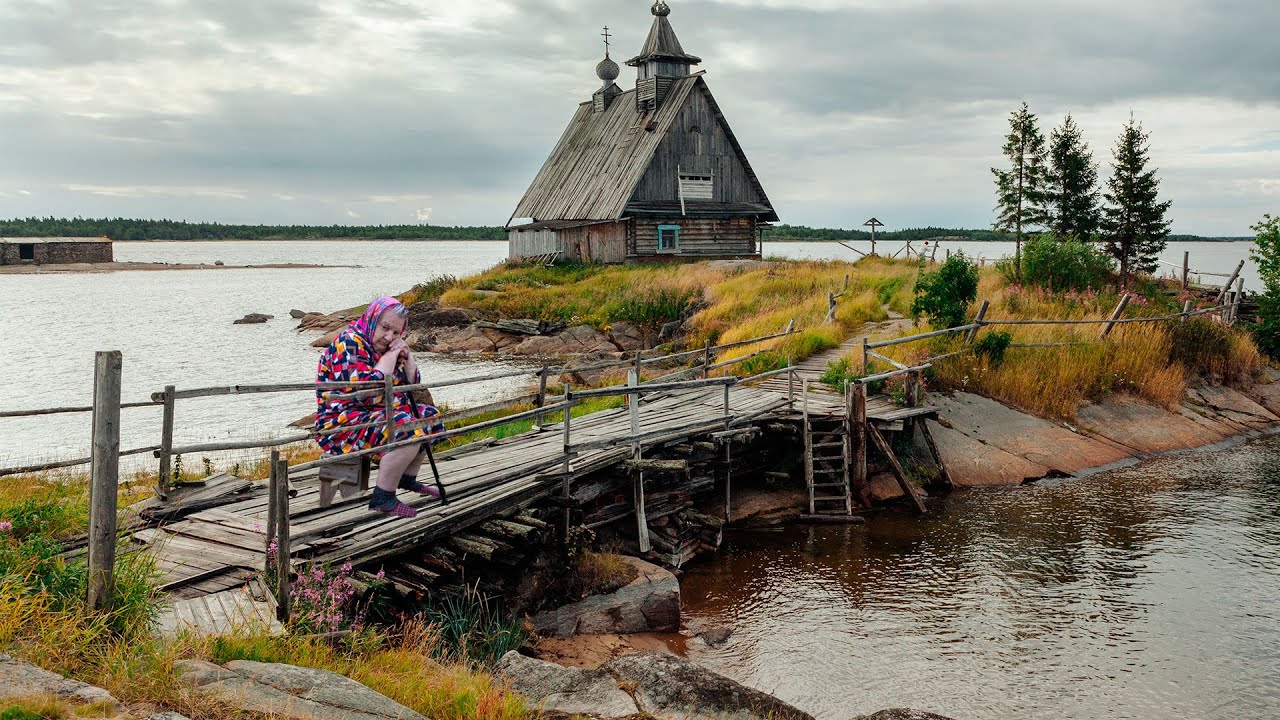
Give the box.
[506,1,777,263]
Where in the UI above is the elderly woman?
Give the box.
[315,296,443,518]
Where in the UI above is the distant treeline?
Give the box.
[0,217,1249,243]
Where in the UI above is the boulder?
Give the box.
[290,309,309,319]
[1075,395,1231,454]
[407,305,474,330]
[429,325,498,353]
[0,653,118,708]
[561,352,627,386]
[1186,385,1280,429]
[178,658,426,720]
[494,652,640,718]
[604,652,814,720]
[867,472,905,502]
[607,321,646,352]
[311,328,342,348]
[233,312,274,325]
[851,711,957,720]
[931,392,1129,475]
[496,651,816,720]
[475,318,566,336]
[924,419,1048,487]
[514,326,617,356]
[1250,379,1280,417]
[531,556,679,637]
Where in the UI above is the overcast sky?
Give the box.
[1,0,1276,235]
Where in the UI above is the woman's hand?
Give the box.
[396,339,419,381]
[374,345,402,377]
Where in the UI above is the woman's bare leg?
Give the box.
[376,444,421,491]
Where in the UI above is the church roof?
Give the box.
[508,75,776,225]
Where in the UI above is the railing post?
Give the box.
[786,357,795,404]
[634,349,643,382]
[703,339,712,379]
[966,300,989,344]
[1181,251,1190,291]
[1181,298,1193,323]
[157,384,176,498]
[533,366,549,430]
[266,450,279,576]
[850,381,869,508]
[561,385,573,542]
[273,453,291,623]
[826,292,837,324]
[627,370,651,553]
[861,336,869,374]
[383,375,395,445]
[1100,293,1131,338]
[87,350,122,612]
[1232,278,1244,325]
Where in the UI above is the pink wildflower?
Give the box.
[0,521,11,532]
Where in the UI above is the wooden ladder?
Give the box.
[802,380,853,515]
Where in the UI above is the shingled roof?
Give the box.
[508,75,776,226]
[626,11,701,66]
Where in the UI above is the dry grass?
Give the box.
[573,551,638,598]
[869,269,1267,419]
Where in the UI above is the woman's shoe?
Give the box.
[369,487,417,518]
[399,474,441,498]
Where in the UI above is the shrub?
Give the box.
[973,331,1013,365]
[911,252,978,328]
[1250,292,1280,359]
[1170,319,1265,385]
[998,234,1114,291]
[1249,214,1280,358]
[422,584,526,667]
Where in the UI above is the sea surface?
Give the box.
[0,239,1260,469]
[681,433,1280,720]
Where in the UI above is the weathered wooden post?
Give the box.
[786,356,795,404]
[156,384,176,498]
[266,450,280,576]
[627,370,651,553]
[945,248,951,260]
[1100,293,1131,338]
[383,375,396,445]
[703,339,712,379]
[802,380,813,515]
[1181,251,1190,291]
[826,292,837,324]
[849,381,869,508]
[1232,278,1244,324]
[533,366,549,430]
[273,454,291,622]
[904,370,921,436]
[87,350,122,612]
[1214,259,1246,306]
[634,349,643,382]
[1181,298,1193,323]
[966,300,989,344]
[861,336,870,374]
[561,385,573,541]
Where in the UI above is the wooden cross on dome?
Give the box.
[601,25,611,57]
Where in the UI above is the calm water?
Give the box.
[681,434,1280,719]
[0,239,1258,469]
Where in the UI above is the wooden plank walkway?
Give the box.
[138,385,791,595]
[154,579,282,637]
[754,319,938,423]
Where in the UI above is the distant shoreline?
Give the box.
[107,237,1258,244]
[0,261,353,274]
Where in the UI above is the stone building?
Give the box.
[0,237,114,265]
[507,1,777,263]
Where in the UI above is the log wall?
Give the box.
[630,217,757,257]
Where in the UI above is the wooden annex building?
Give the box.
[506,1,777,264]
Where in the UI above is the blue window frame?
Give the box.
[658,224,681,252]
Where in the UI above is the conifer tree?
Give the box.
[1044,113,1101,239]
[1101,115,1172,285]
[992,102,1049,277]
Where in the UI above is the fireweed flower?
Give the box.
[0,521,11,532]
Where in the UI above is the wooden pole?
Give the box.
[627,370,650,553]
[533,366,548,430]
[87,350,122,612]
[1214,259,1246,305]
[861,336,869,374]
[787,357,795,404]
[274,455,292,622]
[703,339,712,379]
[920,422,952,489]
[803,380,814,515]
[826,292,837,324]
[1232,278,1244,324]
[868,424,926,514]
[1181,251,1189,291]
[1181,298,1193,323]
[1100,293,1131,338]
[156,384,175,498]
[383,375,395,446]
[266,449,280,576]
[724,440,732,522]
[904,370,921,436]
[850,382,869,508]
[561,385,573,542]
[966,300,989,344]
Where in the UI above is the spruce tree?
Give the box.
[1045,113,1101,239]
[1101,115,1172,285]
[992,102,1049,277]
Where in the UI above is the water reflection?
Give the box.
[681,435,1280,719]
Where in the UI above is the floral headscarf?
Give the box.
[349,296,410,353]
